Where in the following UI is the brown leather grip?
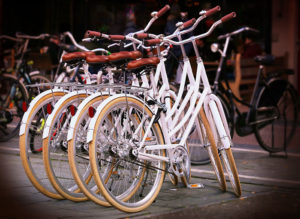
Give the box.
[109,35,126,40]
[87,30,101,37]
[156,5,170,17]
[145,38,161,46]
[182,18,196,29]
[221,12,236,23]
[134,33,149,39]
[205,6,221,17]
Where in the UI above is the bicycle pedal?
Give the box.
[187,183,204,189]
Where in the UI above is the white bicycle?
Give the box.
[86,10,240,212]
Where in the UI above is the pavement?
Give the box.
[0,127,300,218]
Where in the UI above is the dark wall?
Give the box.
[0,0,272,52]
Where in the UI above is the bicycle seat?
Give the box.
[127,57,160,70]
[86,55,109,65]
[108,51,142,63]
[62,51,95,63]
[254,55,274,65]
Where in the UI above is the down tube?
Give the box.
[179,88,209,146]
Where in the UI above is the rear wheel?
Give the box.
[19,91,65,199]
[89,96,166,212]
[43,93,88,201]
[68,94,110,206]
[254,79,298,152]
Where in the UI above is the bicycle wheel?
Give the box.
[198,108,226,191]
[19,90,66,199]
[0,73,28,142]
[189,93,233,165]
[88,95,166,212]
[68,93,110,206]
[220,148,241,196]
[206,99,241,197]
[28,74,52,98]
[42,91,88,201]
[254,79,298,152]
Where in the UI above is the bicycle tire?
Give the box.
[27,74,52,98]
[19,90,66,199]
[67,93,110,206]
[199,108,226,191]
[0,73,28,141]
[206,99,241,197]
[42,92,88,201]
[189,92,234,165]
[88,95,166,212]
[254,78,298,152]
[220,148,241,197]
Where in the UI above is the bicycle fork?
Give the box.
[204,93,232,150]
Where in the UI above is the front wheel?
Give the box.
[206,100,241,197]
[254,79,298,152]
[189,92,233,165]
[0,73,28,141]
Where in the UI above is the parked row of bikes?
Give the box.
[0,4,298,212]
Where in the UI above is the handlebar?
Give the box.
[16,33,50,40]
[84,7,235,55]
[86,30,110,39]
[63,31,109,54]
[165,5,221,40]
[109,35,126,41]
[179,18,196,30]
[134,33,149,39]
[86,4,170,41]
[217,26,259,40]
[148,12,236,47]
[0,35,23,42]
[155,5,170,18]
[62,31,90,52]
[144,39,161,46]
[205,6,221,17]
[220,12,236,23]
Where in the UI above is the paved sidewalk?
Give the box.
[0,118,300,218]
[0,143,300,219]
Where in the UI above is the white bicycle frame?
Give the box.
[86,10,236,171]
[132,18,233,166]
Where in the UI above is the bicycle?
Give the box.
[40,4,172,202]
[0,71,28,141]
[18,46,111,199]
[0,33,52,141]
[208,26,298,154]
[86,11,240,212]
[63,5,228,206]
[20,6,240,212]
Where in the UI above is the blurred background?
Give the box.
[0,0,299,92]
